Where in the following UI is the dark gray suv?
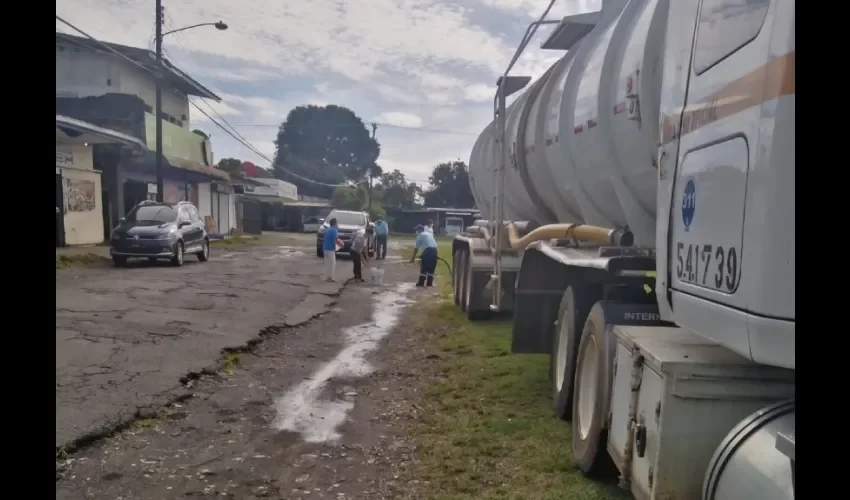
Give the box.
[316,210,375,257]
[109,200,210,267]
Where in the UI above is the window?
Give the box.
[694,0,771,74]
[177,206,190,223]
[128,205,178,223]
[327,211,366,226]
[188,206,202,224]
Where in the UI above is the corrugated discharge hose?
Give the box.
[505,222,634,249]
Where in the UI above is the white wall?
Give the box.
[251,178,298,200]
[229,196,237,234]
[197,182,212,220]
[56,142,104,245]
[56,42,190,128]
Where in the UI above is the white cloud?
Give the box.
[374,112,423,128]
[464,83,495,103]
[56,0,591,190]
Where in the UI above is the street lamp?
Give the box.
[154,0,228,202]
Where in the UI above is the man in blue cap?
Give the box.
[409,225,438,287]
[374,218,389,260]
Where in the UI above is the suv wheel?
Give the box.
[197,239,210,262]
[171,241,185,267]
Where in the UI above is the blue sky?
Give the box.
[57,0,600,185]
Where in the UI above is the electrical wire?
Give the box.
[230,122,477,137]
[55,14,369,188]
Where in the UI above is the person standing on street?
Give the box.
[409,225,439,287]
[323,218,340,282]
[350,226,372,282]
[374,218,389,260]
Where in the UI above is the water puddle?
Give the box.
[271,283,415,443]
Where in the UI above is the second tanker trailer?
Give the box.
[450,0,795,498]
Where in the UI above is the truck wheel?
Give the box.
[572,302,616,478]
[464,257,488,321]
[459,251,469,312]
[551,285,600,421]
[453,249,467,307]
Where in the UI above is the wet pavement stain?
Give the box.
[272,284,415,443]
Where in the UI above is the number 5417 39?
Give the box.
[675,242,738,292]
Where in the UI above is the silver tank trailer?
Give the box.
[468,0,668,247]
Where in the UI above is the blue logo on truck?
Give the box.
[682,179,695,231]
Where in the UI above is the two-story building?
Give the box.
[55,32,232,244]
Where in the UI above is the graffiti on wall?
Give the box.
[63,178,96,213]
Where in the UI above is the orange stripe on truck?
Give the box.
[660,51,795,145]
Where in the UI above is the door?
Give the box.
[665,0,774,352]
[177,206,196,246]
[218,194,229,234]
[123,180,148,215]
[56,173,66,247]
[101,189,111,241]
[187,205,205,250]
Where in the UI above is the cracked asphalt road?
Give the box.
[56,237,344,449]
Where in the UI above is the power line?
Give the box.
[55,15,365,188]
[230,121,478,137]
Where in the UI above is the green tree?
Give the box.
[375,169,421,208]
[216,157,243,176]
[273,105,380,197]
[216,158,274,179]
[331,185,367,211]
[422,161,475,208]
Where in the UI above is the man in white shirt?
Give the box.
[350,226,372,282]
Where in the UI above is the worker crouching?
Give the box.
[410,225,438,287]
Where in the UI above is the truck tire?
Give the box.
[551,285,601,421]
[464,255,488,320]
[459,251,469,312]
[572,302,617,478]
[453,249,467,307]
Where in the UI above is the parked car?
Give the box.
[316,210,375,257]
[109,200,210,267]
[302,216,325,233]
[443,216,465,236]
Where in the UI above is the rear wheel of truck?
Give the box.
[551,285,600,421]
[572,302,617,478]
[464,255,488,321]
[453,249,467,307]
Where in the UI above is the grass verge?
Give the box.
[56,253,110,270]
[405,245,627,500]
[209,235,270,249]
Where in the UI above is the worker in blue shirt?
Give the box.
[409,225,438,287]
[374,219,389,260]
[322,218,340,282]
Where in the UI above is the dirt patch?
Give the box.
[56,253,110,269]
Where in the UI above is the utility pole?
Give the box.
[368,122,377,212]
[154,0,165,202]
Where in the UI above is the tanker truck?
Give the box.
[449,0,795,498]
